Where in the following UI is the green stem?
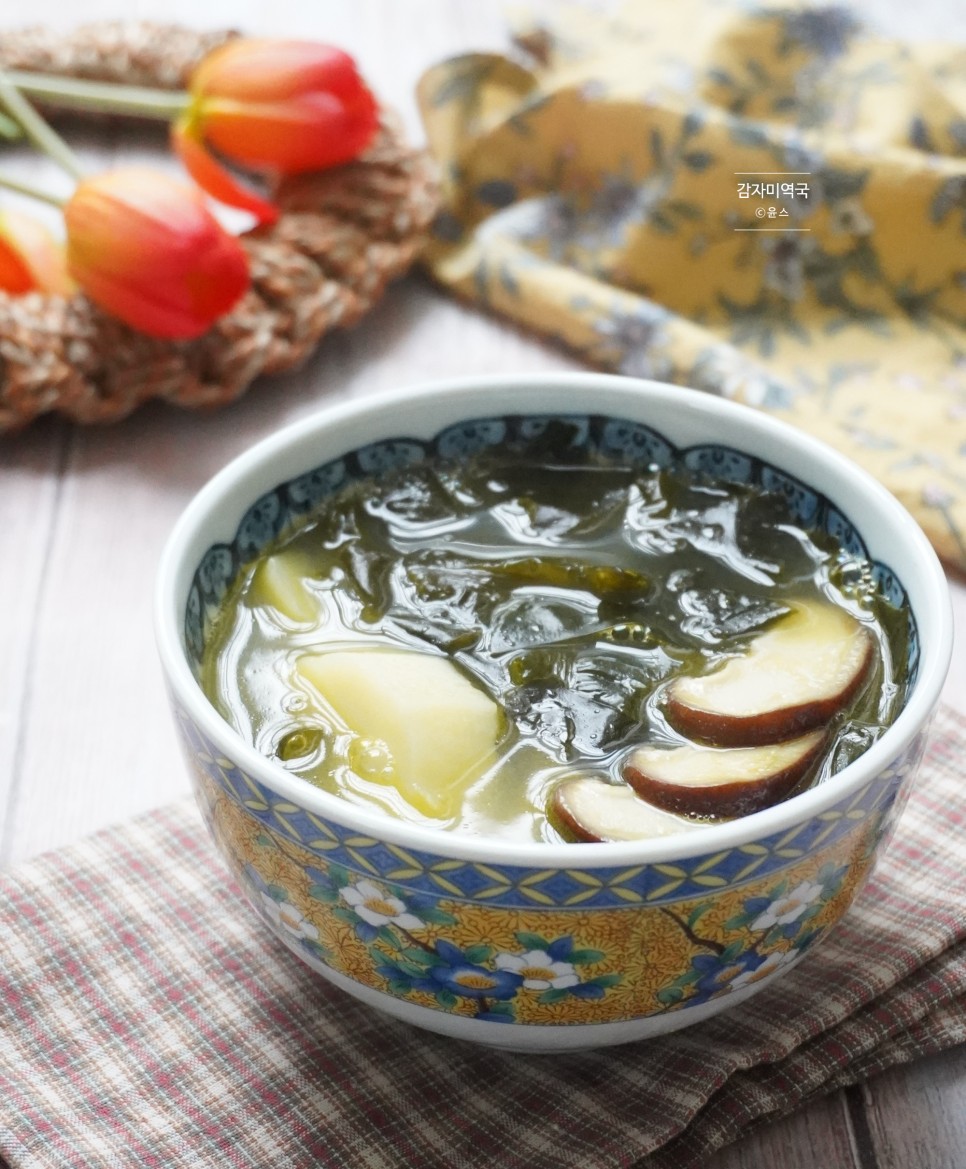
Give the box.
[3,71,190,121]
[0,71,85,181]
[0,110,22,140]
[0,170,66,207]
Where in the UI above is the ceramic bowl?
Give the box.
[155,373,952,1052]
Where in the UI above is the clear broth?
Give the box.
[201,444,909,843]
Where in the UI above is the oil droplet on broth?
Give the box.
[348,737,395,782]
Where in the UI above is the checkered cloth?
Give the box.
[2,708,965,1169]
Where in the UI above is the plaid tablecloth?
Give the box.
[2,706,966,1168]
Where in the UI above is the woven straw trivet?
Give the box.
[0,22,440,430]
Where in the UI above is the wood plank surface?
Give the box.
[0,2,963,1167]
[709,1091,872,1169]
[863,1046,966,1169]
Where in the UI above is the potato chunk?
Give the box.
[249,549,319,624]
[297,648,502,818]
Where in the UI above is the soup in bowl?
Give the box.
[155,374,952,1052]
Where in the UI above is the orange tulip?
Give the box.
[0,207,72,295]
[173,39,379,223]
[64,168,250,339]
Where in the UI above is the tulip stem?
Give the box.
[3,71,190,121]
[0,71,86,182]
[0,110,22,140]
[0,170,66,207]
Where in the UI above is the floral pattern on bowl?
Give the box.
[187,705,926,1030]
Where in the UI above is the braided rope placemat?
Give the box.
[0,22,440,430]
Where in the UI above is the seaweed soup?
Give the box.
[201,422,910,844]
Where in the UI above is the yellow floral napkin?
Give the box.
[417,0,966,572]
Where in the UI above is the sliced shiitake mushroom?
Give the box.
[622,730,826,819]
[665,599,875,747]
[549,776,710,843]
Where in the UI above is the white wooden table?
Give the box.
[1,2,964,1166]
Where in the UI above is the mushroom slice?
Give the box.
[549,776,709,843]
[665,599,875,747]
[622,730,826,819]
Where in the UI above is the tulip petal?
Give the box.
[193,39,366,103]
[0,209,73,295]
[0,233,34,293]
[201,93,375,173]
[172,120,280,225]
[65,167,250,339]
[187,38,378,177]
